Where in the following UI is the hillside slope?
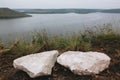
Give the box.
[0,8,31,18]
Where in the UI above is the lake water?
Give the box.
[0,13,120,42]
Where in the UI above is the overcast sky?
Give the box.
[0,0,120,9]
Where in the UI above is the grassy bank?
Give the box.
[0,26,120,80]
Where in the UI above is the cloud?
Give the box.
[0,0,120,9]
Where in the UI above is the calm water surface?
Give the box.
[0,13,120,42]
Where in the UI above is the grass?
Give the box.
[0,26,120,80]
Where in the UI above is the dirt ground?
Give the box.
[0,42,120,80]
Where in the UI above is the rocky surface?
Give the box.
[57,51,111,75]
[13,50,59,78]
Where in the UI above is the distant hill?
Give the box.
[0,8,31,18]
[15,9,100,14]
[102,9,120,13]
[15,9,120,14]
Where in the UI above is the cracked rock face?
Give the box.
[13,50,59,78]
[57,51,111,75]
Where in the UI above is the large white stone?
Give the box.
[13,50,59,78]
[57,51,111,75]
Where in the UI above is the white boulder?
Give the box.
[13,50,59,78]
[57,51,111,75]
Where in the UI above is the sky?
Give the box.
[0,0,120,9]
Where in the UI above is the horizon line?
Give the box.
[1,7,120,10]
